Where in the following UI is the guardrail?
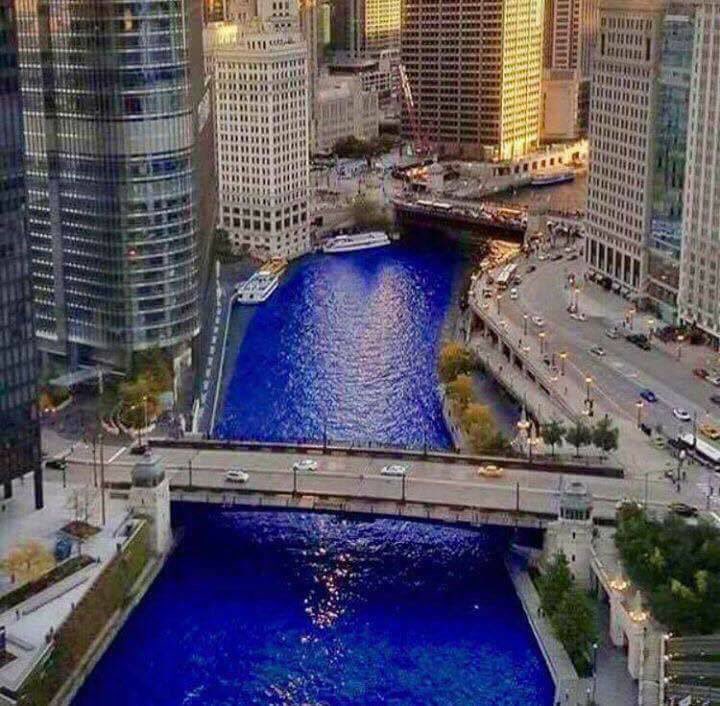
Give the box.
[148,437,625,478]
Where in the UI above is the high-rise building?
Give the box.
[213,4,311,259]
[678,1,720,339]
[0,0,42,507]
[331,0,401,59]
[646,5,694,322]
[16,0,205,370]
[401,0,543,159]
[584,0,665,294]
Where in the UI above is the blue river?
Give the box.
[73,507,554,706]
[215,237,465,449]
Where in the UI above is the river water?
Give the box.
[216,235,473,450]
[73,508,554,706]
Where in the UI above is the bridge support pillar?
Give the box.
[129,453,173,555]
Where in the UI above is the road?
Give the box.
[491,251,720,439]
[42,441,720,523]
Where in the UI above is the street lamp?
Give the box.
[585,375,593,401]
[559,351,567,375]
[538,331,546,355]
[636,400,644,428]
[523,313,528,335]
[496,293,502,314]
[647,318,655,339]
[676,334,685,360]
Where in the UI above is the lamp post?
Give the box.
[647,318,655,340]
[559,351,567,375]
[523,313,528,336]
[591,642,598,704]
[676,334,685,360]
[538,331,546,355]
[585,375,594,417]
[188,459,193,489]
[585,375,592,402]
[496,293,502,314]
[636,400,643,428]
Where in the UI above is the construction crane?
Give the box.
[398,63,433,157]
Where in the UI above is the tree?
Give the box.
[540,551,573,617]
[333,135,367,159]
[438,342,474,383]
[462,403,499,453]
[0,541,55,585]
[565,420,593,457]
[592,416,619,455]
[350,193,393,231]
[550,588,597,669]
[446,374,474,409]
[541,419,566,456]
[66,485,99,525]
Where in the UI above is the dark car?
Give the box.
[668,502,698,518]
[130,444,148,456]
[526,265,537,274]
[45,458,67,470]
[551,253,563,261]
[640,389,657,403]
[711,394,720,406]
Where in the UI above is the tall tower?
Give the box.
[213,9,311,259]
[0,0,42,508]
[401,0,543,160]
[584,0,665,295]
[15,0,202,370]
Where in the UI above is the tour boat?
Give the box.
[530,170,575,187]
[322,231,391,254]
[234,271,280,304]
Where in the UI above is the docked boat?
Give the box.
[531,170,575,187]
[259,258,288,277]
[234,271,280,304]
[322,231,391,254]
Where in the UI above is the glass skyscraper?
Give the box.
[0,0,42,507]
[15,0,201,368]
[647,7,694,322]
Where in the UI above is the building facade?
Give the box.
[15,0,203,370]
[646,5,694,322]
[678,1,720,339]
[401,0,543,160]
[331,0,401,59]
[0,0,42,507]
[214,9,311,259]
[315,74,379,152]
[584,0,665,296]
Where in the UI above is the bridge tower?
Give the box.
[542,480,594,589]
[129,452,172,555]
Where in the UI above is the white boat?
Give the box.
[234,271,279,304]
[322,231,390,254]
[531,170,575,187]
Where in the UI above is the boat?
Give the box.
[322,231,391,254]
[234,271,280,304]
[530,170,575,187]
[259,258,287,277]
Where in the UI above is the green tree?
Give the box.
[350,193,393,231]
[550,588,597,670]
[334,136,367,159]
[438,342,474,383]
[592,416,619,454]
[541,419,566,456]
[540,551,573,617]
[463,403,503,454]
[565,421,593,457]
[446,374,474,409]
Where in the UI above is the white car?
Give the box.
[293,459,318,472]
[672,408,692,422]
[538,254,547,261]
[380,464,407,477]
[225,468,249,483]
[531,315,545,327]
[605,328,619,339]
[509,288,518,300]
[570,312,587,322]
[478,464,504,478]
[589,346,606,357]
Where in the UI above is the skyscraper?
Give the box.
[678,0,720,339]
[16,0,204,370]
[213,2,311,259]
[331,0,401,59]
[0,0,42,507]
[401,0,543,159]
[584,0,665,294]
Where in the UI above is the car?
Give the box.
[605,328,619,339]
[693,368,709,379]
[526,265,537,274]
[225,468,249,483]
[551,253,564,261]
[708,375,720,386]
[711,394,720,406]
[45,458,67,470]
[512,276,523,286]
[531,315,545,327]
[380,464,407,477]
[589,346,606,357]
[478,464,504,478]
[509,288,518,300]
[566,254,579,261]
[483,288,493,299]
[699,424,720,440]
[640,389,657,403]
[668,502,698,518]
[570,312,587,322]
[130,443,148,456]
[564,246,575,254]
[293,459,318,472]
[673,408,692,422]
[538,254,547,261]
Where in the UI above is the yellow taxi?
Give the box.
[478,465,504,478]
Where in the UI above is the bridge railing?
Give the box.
[149,438,624,479]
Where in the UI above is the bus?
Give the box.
[679,432,720,467]
[496,263,518,290]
